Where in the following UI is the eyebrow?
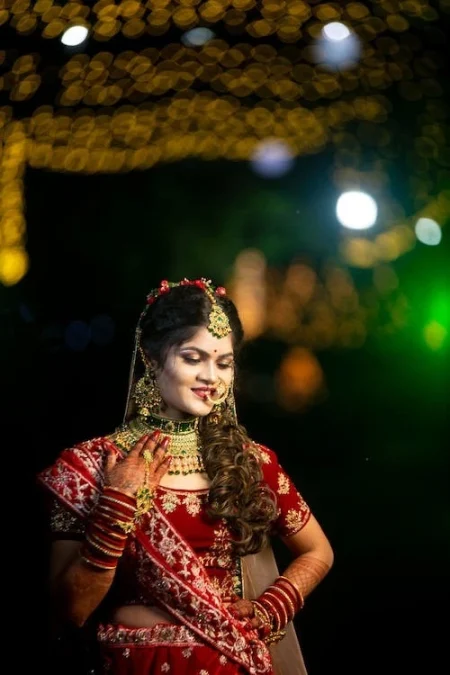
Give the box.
[180,347,234,359]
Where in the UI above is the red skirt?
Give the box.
[97,624,260,675]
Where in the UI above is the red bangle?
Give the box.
[81,487,137,570]
[256,576,304,631]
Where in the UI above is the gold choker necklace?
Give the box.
[128,414,205,476]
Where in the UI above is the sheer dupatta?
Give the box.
[242,550,308,675]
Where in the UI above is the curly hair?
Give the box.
[139,284,277,555]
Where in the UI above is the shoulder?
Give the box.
[37,434,120,518]
[246,441,281,480]
[246,440,279,465]
[56,434,121,478]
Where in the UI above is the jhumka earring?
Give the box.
[132,338,163,417]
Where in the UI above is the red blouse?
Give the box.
[42,440,311,609]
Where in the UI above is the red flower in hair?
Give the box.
[159,280,170,293]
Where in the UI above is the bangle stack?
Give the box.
[81,486,137,570]
[254,576,305,644]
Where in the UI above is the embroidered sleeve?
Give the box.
[37,436,119,521]
[49,498,85,540]
[253,444,311,537]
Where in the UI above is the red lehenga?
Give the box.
[38,435,311,675]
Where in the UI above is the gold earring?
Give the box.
[213,380,229,405]
[207,379,233,424]
[132,365,162,417]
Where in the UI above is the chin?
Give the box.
[165,398,213,420]
[185,401,213,418]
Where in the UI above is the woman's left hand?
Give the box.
[228,598,261,630]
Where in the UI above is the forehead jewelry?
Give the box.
[145,278,232,339]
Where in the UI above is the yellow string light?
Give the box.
[0,0,448,283]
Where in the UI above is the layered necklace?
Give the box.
[116,413,205,476]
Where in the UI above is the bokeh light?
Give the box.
[424,321,447,351]
[61,26,89,47]
[314,22,361,69]
[250,140,295,179]
[276,347,325,411]
[414,218,442,246]
[91,315,116,346]
[182,28,215,47]
[336,191,378,230]
[323,23,351,41]
[65,320,91,351]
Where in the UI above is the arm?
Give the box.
[280,513,334,600]
[50,540,115,627]
[46,432,171,627]
[231,445,333,640]
[232,516,333,641]
[49,489,135,627]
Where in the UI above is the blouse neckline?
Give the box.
[157,484,209,495]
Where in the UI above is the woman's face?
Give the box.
[154,326,235,420]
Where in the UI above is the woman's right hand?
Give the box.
[104,430,171,497]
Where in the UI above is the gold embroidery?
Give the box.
[183,494,202,517]
[50,499,85,535]
[158,489,204,516]
[199,671,209,675]
[285,508,305,534]
[277,471,290,495]
[208,572,236,600]
[200,521,234,568]
[219,655,227,665]
[250,445,272,464]
[161,663,170,672]
[160,492,181,513]
[182,648,193,658]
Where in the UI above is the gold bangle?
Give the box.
[80,555,116,571]
[85,533,123,558]
[264,629,287,645]
[96,504,135,526]
[91,522,127,542]
[89,530,125,554]
[253,600,272,627]
[252,603,271,629]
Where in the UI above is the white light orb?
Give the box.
[336,191,378,230]
[61,25,89,46]
[414,218,442,246]
[181,27,215,47]
[313,23,360,69]
[323,22,351,42]
[250,139,295,178]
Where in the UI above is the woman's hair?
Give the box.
[140,285,277,555]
